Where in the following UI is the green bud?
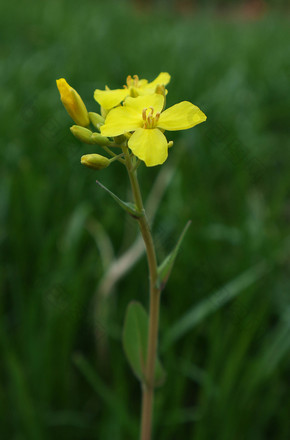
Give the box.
[81,154,110,170]
[70,125,110,146]
[70,126,95,144]
[101,106,109,119]
[91,132,110,146]
[89,112,105,130]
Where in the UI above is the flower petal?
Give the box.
[158,101,207,131]
[124,94,164,115]
[146,72,171,89]
[128,128,168,167]
[100,106,142,137]
[94,88,129,109]
[138,79,148,87]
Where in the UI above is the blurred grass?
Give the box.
[1,0,290,439]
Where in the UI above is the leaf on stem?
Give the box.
[96,180,143,218]
[122,301,166,386]
[157,220,191,290]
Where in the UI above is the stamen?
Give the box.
[142,107,158,129]
[133,74,139,86]
[148,107,154,117]
[126,75,133,87]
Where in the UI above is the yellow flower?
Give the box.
[100,94,207,167]
[94,72,170,110]
[56,78,90,127]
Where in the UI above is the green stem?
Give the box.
[123,147,161,440]
[102,146,126,163]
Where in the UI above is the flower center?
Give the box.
[142,107,160,129]
[126,74,139,88]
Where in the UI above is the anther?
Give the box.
[142,108,147,121]
[133,75,139,86]
[126,75,133,87]
[148,107,154,117]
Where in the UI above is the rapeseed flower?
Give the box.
[101,94,206,167]
[94,72,170,110]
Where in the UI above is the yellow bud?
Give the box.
[89,112,105,130]
[168,141,173,148]
[81,154,110,170]
[56,78,90,127]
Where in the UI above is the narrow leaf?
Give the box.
[96,180,143,218]
[157,220,191,290]
[122,301,166,386]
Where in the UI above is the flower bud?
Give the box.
[81,154,110,170]
[56,78,90,127]
[91,132,110,146]
[70,126,95,144]
[70,126,110,146]
[89,112,105,130]
[101,106,109,119]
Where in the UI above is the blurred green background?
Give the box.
[1,0,290,439]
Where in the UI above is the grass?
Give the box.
[1,0,290,439]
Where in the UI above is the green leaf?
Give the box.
[157,220,191,290]
[122,301,166,386]
[96,180,143,218]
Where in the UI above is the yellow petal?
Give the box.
[94,88,129,109]
[128,128,168,167]
[100,106,142,137]
[138,79,149,87]
[158,101,207,131]
[147,72,171,88]
[124,94,164,115]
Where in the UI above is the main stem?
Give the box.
[123,149,161,440]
